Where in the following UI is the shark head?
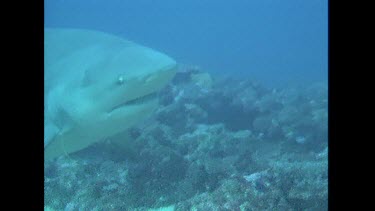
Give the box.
[44,28,177,160]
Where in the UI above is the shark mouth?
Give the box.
[109,92,158,113]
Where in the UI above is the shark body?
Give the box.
[44,28,177,161]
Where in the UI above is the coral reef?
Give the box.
[45,65,328,210]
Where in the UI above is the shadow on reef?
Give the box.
[45,64,328,211]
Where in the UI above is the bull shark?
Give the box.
[44,28,177,161]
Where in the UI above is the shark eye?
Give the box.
[117,75,125,85]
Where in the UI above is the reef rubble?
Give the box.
[45,65,328,211]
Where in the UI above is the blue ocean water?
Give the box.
[44,1,328,210]
[45,0,327,88]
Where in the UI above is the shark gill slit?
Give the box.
[60,137,74,161]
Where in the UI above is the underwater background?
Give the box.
[45,0,327,88]
[44,0,328,210]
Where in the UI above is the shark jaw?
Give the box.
[109,92,158,114]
